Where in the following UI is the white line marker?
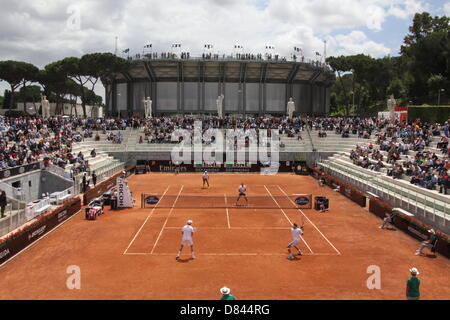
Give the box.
[124,252,340,256]
[264,185,314,254]
[123,185,170,254]
[224,194,231,229]
[163,226,291,230]
[277,185,341,255]
[150,185,184,254]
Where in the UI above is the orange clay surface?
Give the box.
[0,173,449,300]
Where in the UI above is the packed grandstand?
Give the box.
[1,115,449,185]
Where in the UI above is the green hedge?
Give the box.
[408,105,450,123]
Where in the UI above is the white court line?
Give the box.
[149,185,184,254]
[126,252,340,256]
[263,185,314,254]
[163,226,291,230]
[123,185,170,254]
[277,185,341,255]
[224,194,231,229]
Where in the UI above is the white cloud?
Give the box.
[328,31,391,57]
[388,0,428,19]
[444,3,450,16]
[0,0,425,98]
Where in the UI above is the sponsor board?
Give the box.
[148,160,302,173]
[295,196,310,206]
[0,248,10,259]
[57,210,68,223]
[144,195,159,205]
[117,177,133,208]
[28,225,46,241]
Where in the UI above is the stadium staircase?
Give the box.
[68,136,126,193]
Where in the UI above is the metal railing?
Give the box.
[0,201,31,238]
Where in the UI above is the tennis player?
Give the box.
[202,170,210,188]
[176,220,195,260]
[287,223,303,260]
[235,183,248,206]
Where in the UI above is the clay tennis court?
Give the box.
[0,173,449,300]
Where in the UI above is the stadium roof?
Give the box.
[111,57,335,85]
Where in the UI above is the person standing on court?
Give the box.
[0,190,7,218]
[202,170,209,188]
[235,183,248,206]
[406,268,420,300]
[176,220,195,260]
[287,223,303,260]
[220,286,236,300]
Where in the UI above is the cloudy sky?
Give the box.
[0,0,448,98]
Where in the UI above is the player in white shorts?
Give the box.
[176,220,195,260]
[287,223,304,260]
[202,170,209,188]
[235,183,248,206]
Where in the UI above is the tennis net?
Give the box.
[141,193,312,209]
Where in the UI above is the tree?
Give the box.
[326,56,352,115]
[401,12,450,104]
[45,53,131,117]
[39,68,80,115]
[96,53,132,116]
[0,60,39,111]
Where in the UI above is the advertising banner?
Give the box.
[116,177,133,208]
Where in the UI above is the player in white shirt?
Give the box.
[235,183,248,206]
[176,220,195,260]
[287,223,304,260]
[202,170,209,188]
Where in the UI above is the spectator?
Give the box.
[406,268,421,300]
[82,173,88,193]
[92,171,97,187]
[220,286,236,300]
[439,171,449,194]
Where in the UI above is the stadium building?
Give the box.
[105,56,335,117]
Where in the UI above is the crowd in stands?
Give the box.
[348,120,450,194]
[1,114,449,194]
[133,116,310,147]
[134,51,331,70]
[0,116,132,175]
